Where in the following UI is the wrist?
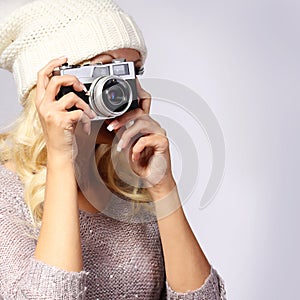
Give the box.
[46,149,75,169]
[150,182,182,220]
[148,175,177,201]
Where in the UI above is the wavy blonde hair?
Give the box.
[0,89,153,226]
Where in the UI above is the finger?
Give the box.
[57,92,96,119]
[36,56,68,104]
[136,78,151,114]
[106,108,145,132]
[43,75,85,103]
[48,109,84,135]
[131,135,151,162]
[131,135,169,162]
[117,118,163,152]
[79,112,92,136]
[64,109,86,133]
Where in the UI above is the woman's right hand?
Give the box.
[34,57,91,272]
[35,57,96,161]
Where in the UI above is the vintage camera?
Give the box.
[54,59,139,120]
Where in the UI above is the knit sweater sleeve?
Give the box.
[164,266,227,300]
[0,183,88,299]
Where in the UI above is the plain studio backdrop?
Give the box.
[1,0,299,299]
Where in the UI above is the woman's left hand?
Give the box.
[107,80,176,196]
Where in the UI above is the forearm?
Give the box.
[34,155,83,272]
[32,57,95,273]
[150,182,211,293]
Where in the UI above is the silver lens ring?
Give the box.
[89,75,133,118]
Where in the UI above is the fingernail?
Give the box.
[107,124,114,132]
[117,139,124,152]
[125,120,135,129]
[107,120,119,132]
[59,55,67,60]
[80,83,88,93]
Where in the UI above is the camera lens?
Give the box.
[89,76,132,118]
[102,79,129,110]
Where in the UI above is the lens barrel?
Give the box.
[89,76,132,118]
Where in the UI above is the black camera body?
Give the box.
[54,59,138,120]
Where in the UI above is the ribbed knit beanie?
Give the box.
[0,0,147,105]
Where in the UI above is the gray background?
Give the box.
[1,0,299,299]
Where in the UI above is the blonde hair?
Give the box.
[0,89,153,226]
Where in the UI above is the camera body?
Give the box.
[54,59,138,120]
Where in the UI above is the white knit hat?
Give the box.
[0,0,147,105]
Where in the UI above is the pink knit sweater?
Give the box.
[0,165,226,299]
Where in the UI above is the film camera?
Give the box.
[54,59,141,120]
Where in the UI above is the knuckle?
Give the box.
[133,139,142,151]
[64,91,77,101]
[152,119,161,128]
[146,117,161,131]
[160,128,167,136]
[161,136,169,147]
[44,111,55,123]
[139,135,149,145]
[135,107,146,117]
[50,75,60,85]
[69,113,80,123]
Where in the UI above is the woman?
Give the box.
[0,0,226,299]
